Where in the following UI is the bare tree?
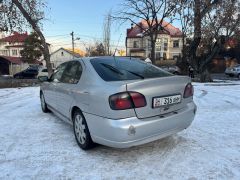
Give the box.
[175,0,194,73]
[0,0,53,75]
[84,41,105,57]
[176,0,240,82]
[103,10,112,55]
[113,0,176,64]
[175,0,220,78]
[197,0,240,82]
[187,0,220,70]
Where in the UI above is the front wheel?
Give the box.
[40,92,50,113]
[73,110,95,150]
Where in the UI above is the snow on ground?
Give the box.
[0,82,240,179]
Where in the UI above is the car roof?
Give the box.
[75,56,140,62]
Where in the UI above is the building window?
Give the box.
[12,49,18,56]
[155,38,161,51]
[61,52,64,56]
[156,52,161,60]
[156,46,161,51]
[148,40,151,50]
[3,50,9,56]
[133,41,139,48]
[163,52,167,60]
[173,40,179,48]
[164,38,168,51]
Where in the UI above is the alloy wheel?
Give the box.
[74,114,86,145]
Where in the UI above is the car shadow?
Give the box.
[87,134,189,160]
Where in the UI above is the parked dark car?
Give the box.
[13,67,38,79]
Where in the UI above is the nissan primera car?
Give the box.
[39,57,197,150]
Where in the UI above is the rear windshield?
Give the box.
[90,57,172,81]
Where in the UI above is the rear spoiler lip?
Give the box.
[125,76,191,86]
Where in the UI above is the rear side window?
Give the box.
[61,61,82,84]
[50,62,68,82]
[90,57,172,81]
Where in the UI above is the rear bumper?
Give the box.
[84,102,197,148]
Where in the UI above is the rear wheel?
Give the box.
[73,109,94,150]
[40,92,50,113]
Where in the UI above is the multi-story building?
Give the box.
[0,32,28,57]
[126,20,183,61]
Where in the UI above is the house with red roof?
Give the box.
[0,32,30,75]
[126,20,183,61]
[0,32,28,57]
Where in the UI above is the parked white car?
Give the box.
[37,68,55,78]
[225,64,240,79]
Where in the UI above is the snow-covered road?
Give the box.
[0,82,240,179]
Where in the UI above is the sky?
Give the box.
[43,0,128,52]
[42,0,181,53]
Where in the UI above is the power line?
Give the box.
[44,34,69,38]
[45,33,125,43]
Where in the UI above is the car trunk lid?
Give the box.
[126,76,191,119]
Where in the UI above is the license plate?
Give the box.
[153,95,181,108]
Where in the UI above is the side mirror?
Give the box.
[38,76,49,82]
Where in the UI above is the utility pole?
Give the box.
[70,31,80,59]
[70,31,75,54]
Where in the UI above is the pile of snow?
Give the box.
[0,82,239,179]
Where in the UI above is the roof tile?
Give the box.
[127,20,182,38]
[0,32,28,43]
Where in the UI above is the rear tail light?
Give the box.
[183,83,194,98]
[129,92,146,108]
[109,92,146,110]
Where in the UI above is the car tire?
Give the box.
[238,74,240,79]
[73,109,95,150]
[40,92,50,113]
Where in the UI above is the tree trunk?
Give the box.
[200,44,221,74]
[150,36,156,65]
[177,42,189,75]
[200,69,213,82]
[188,0,202,70]
[12,0,53,76]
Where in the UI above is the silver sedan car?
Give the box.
[39,57,197,150]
